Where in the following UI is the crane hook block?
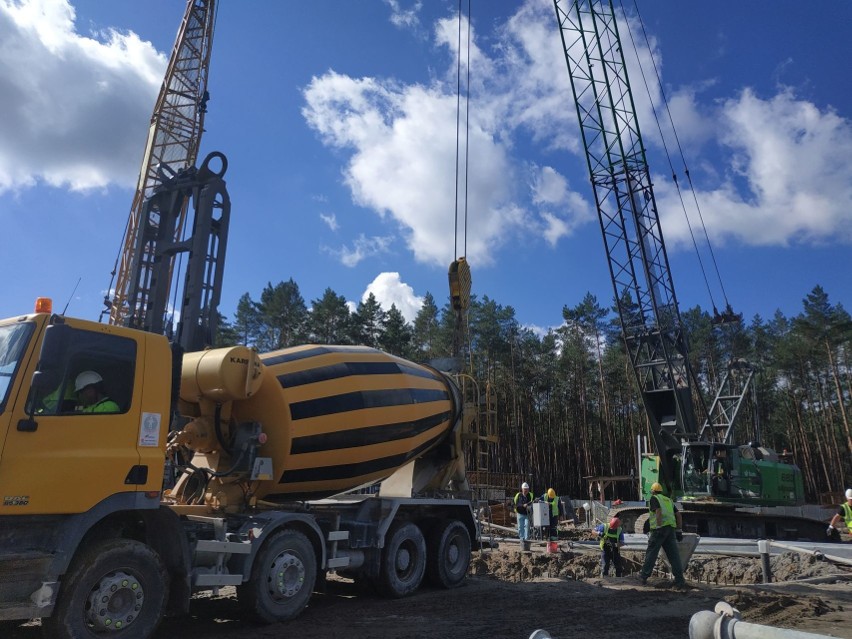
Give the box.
[448,257,471,312]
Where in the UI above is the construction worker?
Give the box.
[599,516,624,577]
[639,482,686,589]
[37,382,76,414]
[514,482,533,541]
[827,488,852,539]
[74,371,120,414]
[542,488,563,542]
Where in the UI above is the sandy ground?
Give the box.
[6,542,852,639]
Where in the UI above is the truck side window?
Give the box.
[30,328,137,416]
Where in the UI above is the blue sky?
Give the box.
[1,1,850,335]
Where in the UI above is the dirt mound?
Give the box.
[473,545,850,586]
[687,551,849,585]
[724,589,842,627]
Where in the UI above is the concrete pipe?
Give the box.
[689,602,835,639]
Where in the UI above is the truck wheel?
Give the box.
[377,522,426,598]
[426,520,470,588]
[238,530,316,623]
[41,539,168,639]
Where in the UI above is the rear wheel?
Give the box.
[426,520,470,588]
[377,522,426,598]
[41,539,168,639]
[237,530,316,623]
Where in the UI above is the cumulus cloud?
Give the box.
[0,0,164,193]
[362,272,423,323]
[301,1,596,271]
[658,88,852,247]
[531,166,594,246]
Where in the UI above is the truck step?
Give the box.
[194,539,251,555]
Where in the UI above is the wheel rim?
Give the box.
[446,538,461,568]
[85,571,144,632]
[394,540,417,580]
[267,551,306,601]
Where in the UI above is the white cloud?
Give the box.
[325,233,393,267]
[363,272,423,323]
[383,0,422,31]
[320,212,339,231]
[531,166,594,246]
[302,1,597,271]
[0,0,164,194]
[657,88,852,248]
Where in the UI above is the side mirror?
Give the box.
[39,323,71,370]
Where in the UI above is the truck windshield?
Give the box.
[0,322,34,412]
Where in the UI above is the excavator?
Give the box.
[552,0,830,541]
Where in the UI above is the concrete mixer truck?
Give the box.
[0,309,479,637]
[0,153,481,636]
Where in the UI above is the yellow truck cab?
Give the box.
[0,310,172,513]
[0,308,176,627]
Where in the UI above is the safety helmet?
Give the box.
[75,370,103,392]
[547,488,556,499]
[521,482,530,490]
[650,482,664,494]
[609,517,621,529]
[845,488,852,500]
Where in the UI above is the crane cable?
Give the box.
[454,0,472,259]
[620,0,734,318]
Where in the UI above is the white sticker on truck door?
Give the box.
[139,412,161,447]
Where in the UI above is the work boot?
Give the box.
[672,580,687,591]
[639,575,648,586]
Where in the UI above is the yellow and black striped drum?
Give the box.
[234,345,461,500]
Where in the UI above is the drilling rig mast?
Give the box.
[106,0,217,331]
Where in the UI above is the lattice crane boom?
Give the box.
[553,0,711,485]
[107,0,217,329]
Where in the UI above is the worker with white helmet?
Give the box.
[827,488,852,540]
[638,482,686,589]
[513,482,534,541]
[74,370,120,414]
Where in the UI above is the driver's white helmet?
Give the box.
[75,370,103,392]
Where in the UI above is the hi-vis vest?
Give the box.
[599,524,622,549]
[842,502,852,529]
[544,494,559,517]
[514,491,532,514]
[649,494,676,530]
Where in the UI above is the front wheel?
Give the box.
[41,539,168,639]
[237,529,317,623]
[426,520,471,588]
[377,522,426,598]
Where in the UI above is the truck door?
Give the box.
[0,325,143,515]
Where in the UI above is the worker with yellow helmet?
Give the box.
[638,482,687,589]
[541,487,564,543]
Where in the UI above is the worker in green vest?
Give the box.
[38,382,76,414]
[541,488,563,542]
[827,488,852,539]
[599,516,624,577]
[74,370,120,413]
[639,482,686,589]
[513,482,534,541]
